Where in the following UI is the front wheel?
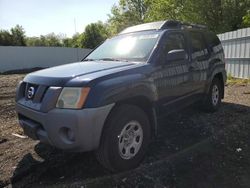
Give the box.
[202,77,222,112]
[96,104,151,172]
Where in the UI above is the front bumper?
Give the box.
[16,103,114,152]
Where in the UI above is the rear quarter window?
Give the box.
[205,32,222,53]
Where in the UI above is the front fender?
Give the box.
[84,74,158,108]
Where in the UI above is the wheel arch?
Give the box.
[206,68,226,99]
[101,96,157,144]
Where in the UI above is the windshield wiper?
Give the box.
[82,58,95,61]
[96,58,129,62]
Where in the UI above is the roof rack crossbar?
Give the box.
[180,22,207,29]
[162,20,207,29]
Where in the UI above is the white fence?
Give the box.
[0,46,92,73]
[218,28,250,79]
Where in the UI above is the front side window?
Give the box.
[85,32,161,62]
[164,33,186,53]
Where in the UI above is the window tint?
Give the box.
[190,32,207,53]
[165,33,186,53]
[206,32,220,47]
[189,31,208,59]
[205,32,221,52]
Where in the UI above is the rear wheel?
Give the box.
[202,77,222,112]
[96,104,151,172]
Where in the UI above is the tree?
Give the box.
[10,25,26,46]
[242,10,250,27]
[62,38,73,47]
[43,33,62,47]
[145,0,185,21]
[0,30,13,46]
[62,33,81,48]
[108,0,149,34]
[26,33,64,47]
[80,21,109,49]
[145,0,250,33]
[26,37,40,46]
[221,0,250,31]
[26,36,47,46]
[0,25,26,46]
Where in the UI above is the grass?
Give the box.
[226,74,250,85]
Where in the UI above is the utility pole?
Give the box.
[74,18,79,61]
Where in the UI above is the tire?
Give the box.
[96,104,151,172]
[202,77,222,112]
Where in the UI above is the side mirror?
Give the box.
[166,49,187,62]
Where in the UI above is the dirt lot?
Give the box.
[0,74,250,188]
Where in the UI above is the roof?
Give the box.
[119,20,207,35]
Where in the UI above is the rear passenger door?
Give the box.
[153,31,192,113]
[188,31,210,92]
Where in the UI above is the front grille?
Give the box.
[25,83,38,99]
[17,82,62,112]
[23,82,48,103]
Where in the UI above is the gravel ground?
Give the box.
[0,74,250,188]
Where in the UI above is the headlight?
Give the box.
[56,87,90,109]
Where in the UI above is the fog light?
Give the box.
[67,128,75,141]
[59,127,75,143]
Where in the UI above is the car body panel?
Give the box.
[24,61,139,86]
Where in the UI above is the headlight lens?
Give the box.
[56,87,90,109]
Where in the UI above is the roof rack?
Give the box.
[179,22,207,29]
[119,20,207,34]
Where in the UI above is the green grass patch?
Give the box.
[226,74,250,85]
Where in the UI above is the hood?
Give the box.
[24,61,137,86]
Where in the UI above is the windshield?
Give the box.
[85,32,160,62]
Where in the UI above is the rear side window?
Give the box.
[205,32,221,53]
[189,31,208,58]
[164,33,186,53]
[190,32,207,52]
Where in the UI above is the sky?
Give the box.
[0,0,118,37]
